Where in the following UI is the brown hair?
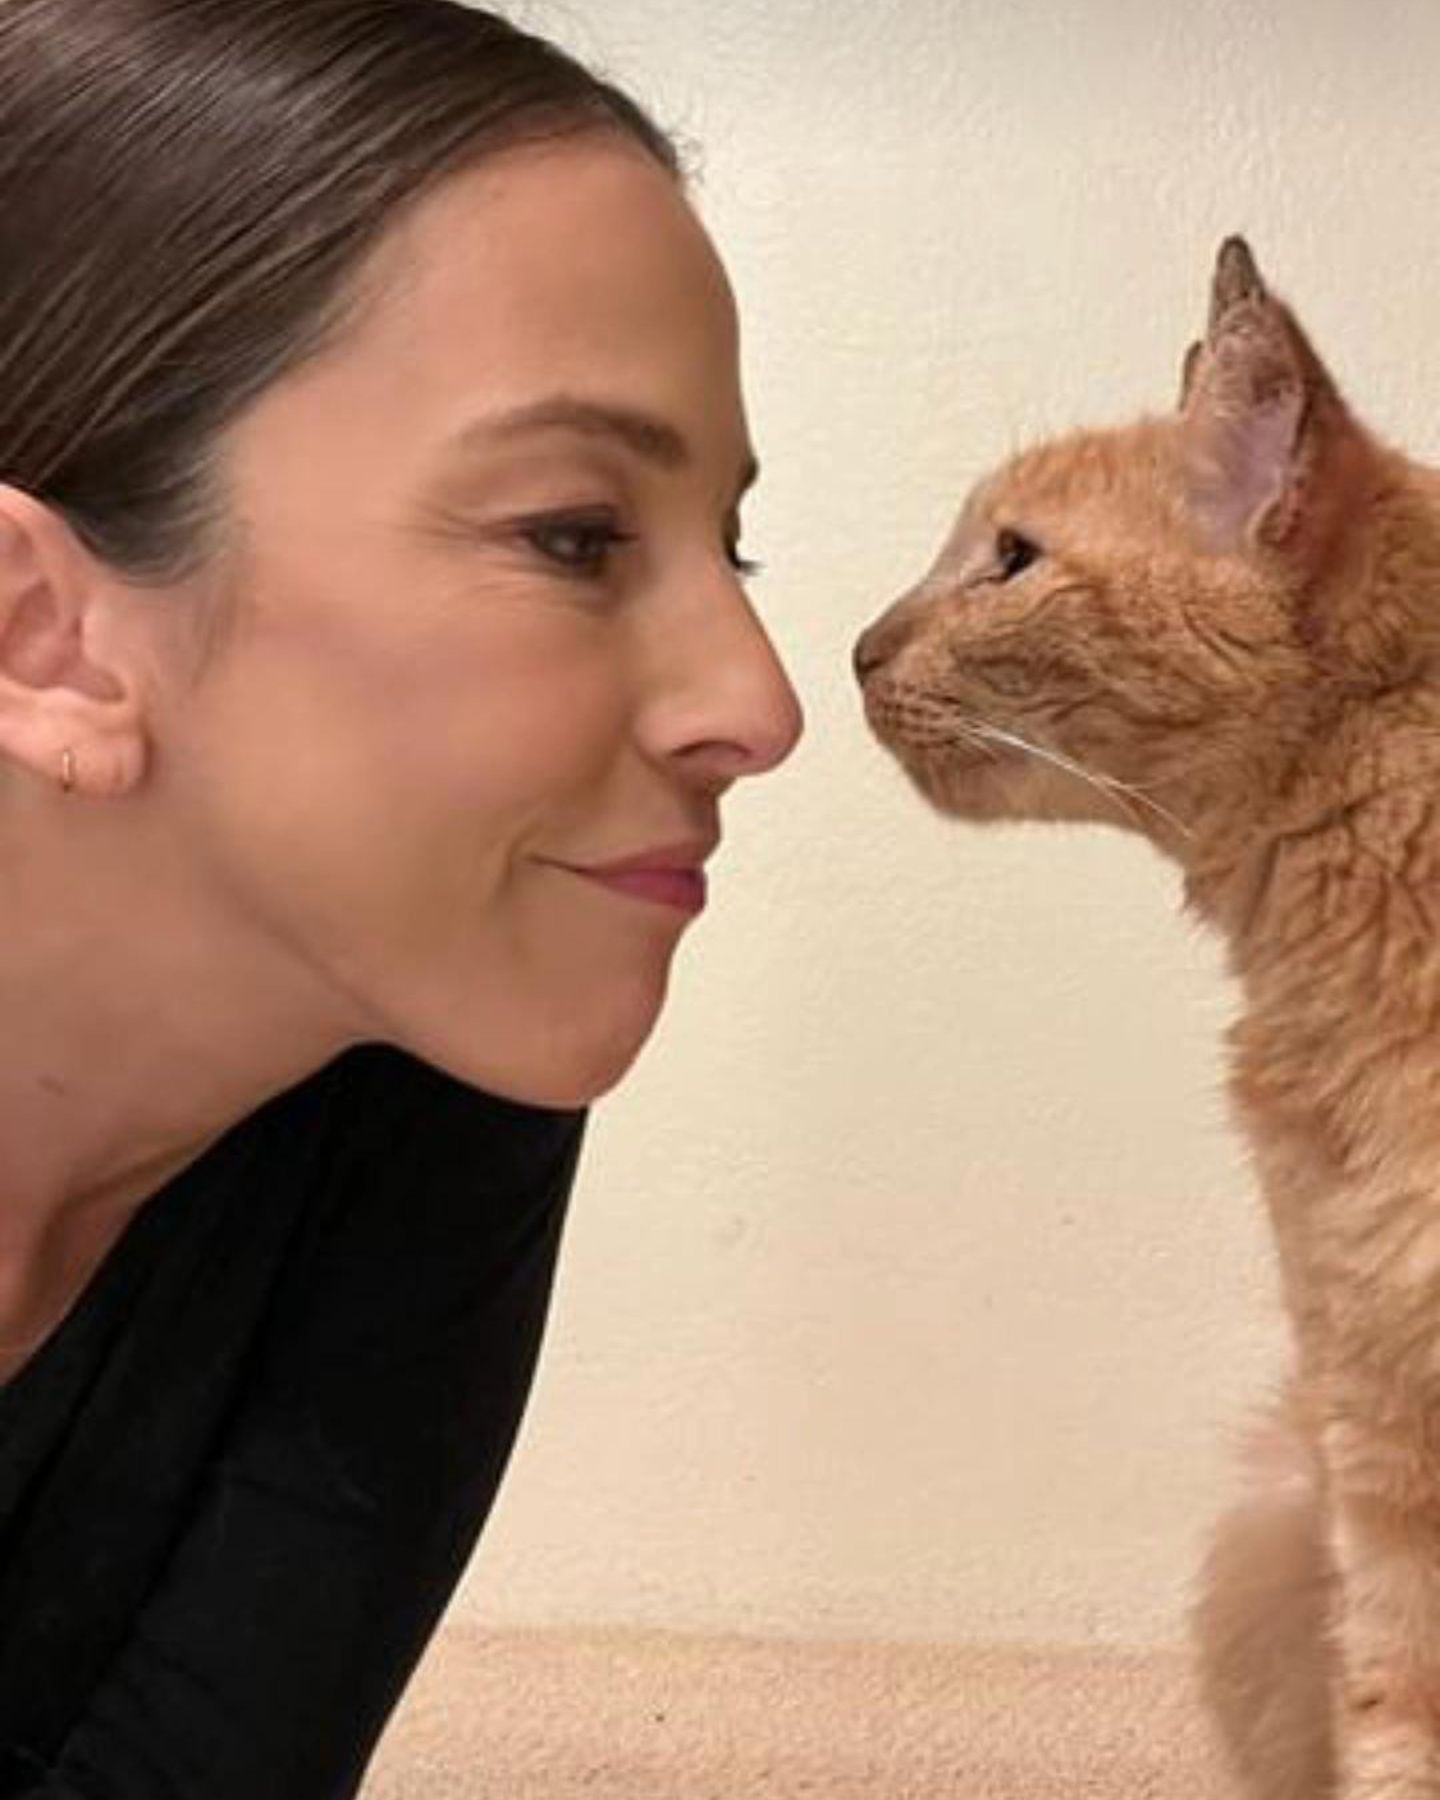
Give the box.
[0,0,679,578]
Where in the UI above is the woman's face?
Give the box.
[160,136,803,1107]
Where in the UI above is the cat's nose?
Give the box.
[852,622,893,684]
[856,588,933,684]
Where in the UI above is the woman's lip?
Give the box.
[571,865,709,916]
[542,840,718,916]
[575,839,720,876]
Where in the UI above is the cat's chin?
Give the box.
[899,752,1131,832]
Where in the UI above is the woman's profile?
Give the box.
[0,2,803,1792]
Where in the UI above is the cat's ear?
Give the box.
[1178,237,1268,406]
[1178,237,1350,558]
[1207,233,1267,328]
[1177,340,1203,407]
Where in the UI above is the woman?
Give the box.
[0,1,802,1793]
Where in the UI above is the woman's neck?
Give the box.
[0,791,355,1241]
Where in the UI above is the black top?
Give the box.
[0,1046,585,1799]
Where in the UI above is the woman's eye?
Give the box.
[995,527,1042,582]
[519,511,762,583]
[523,513,635,578]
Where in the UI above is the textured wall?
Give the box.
[459,0,1440,1646]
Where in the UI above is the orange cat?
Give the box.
[855,238,1440,1800]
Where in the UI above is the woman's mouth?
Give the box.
[549,840,717,917]
[574,866,709,914]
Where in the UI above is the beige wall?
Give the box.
[458,0,1440,1648]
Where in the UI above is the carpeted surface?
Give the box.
[363,1625,1233,1798]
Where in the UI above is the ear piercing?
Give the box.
[59,747,76,795]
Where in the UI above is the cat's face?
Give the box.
[856,240,1397,851]
[856,418,1308,839]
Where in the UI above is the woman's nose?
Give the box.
[640,576,804,787]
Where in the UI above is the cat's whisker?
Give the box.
[971,722,1148,830]
[961,717,1195,840]
[1087,771,1195,841]
[954,725,1002,763]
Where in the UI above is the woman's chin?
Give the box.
[398,975,672,1111]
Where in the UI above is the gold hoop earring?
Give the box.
[59,747,76,795]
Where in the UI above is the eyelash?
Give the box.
[519,510,762,582]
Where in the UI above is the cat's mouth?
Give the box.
[862,681,1017,770]
[863,684,1179,835]
[857,648,1126,824]
[862,687,1031,811]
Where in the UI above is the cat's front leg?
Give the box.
[1193,1397,1337,1799]
[1326,1417,1440,1799]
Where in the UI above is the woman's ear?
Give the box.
[0,486,149,797]
[1177,237,1361,561]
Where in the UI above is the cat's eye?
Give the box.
[994,528,1042,582]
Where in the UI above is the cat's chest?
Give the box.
[1227,1000,1440,1348]
[1227,1002,1440,1176]
[1226,1062,1440,1367]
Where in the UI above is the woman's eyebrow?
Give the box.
[452,396,760,494]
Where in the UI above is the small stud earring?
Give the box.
[59,747,76,795]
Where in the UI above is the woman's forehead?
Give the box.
[218,136,747,520]
[348,139,732,385]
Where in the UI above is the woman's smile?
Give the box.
[548,838,718,917]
